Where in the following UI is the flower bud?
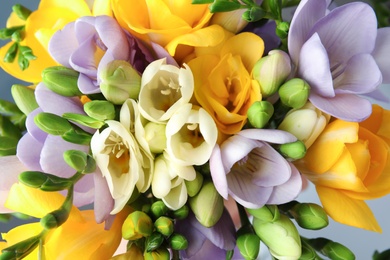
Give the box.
[41,66,82,97]
[247,205,280,223]
[185,171,203,197]
[253,214,301,259]
[172,205,189,220]
[100,60,141,105]
[11,85,38,115]
[143,247,170,260]
[210,9,248,33]
[247,101,274,128]
[169,233,188,250]
[63,150,96,174]
[237,233,260,260]
[84,100,116,121]
[62,113,105,129]
[290,203,328,230]
[308,238,355,260]
[61,126,92,145]
[34,112,73,135]
[300,239,318,260]
[0,234,40,259]
[18,171,72,192]
[151,201,169,218]
[146,232,165,252]
[3,42,18,63]
[122,211,154,240]
[188,180,224,227]
[154,216,174,237]
[242,6,266,22]
[252,50,291,97]
[276,21,290,40]
[144,122,167,153]
[12,4,32,21]
[40,207,70,229]
[279,140,306,160]
[278,78,310,109]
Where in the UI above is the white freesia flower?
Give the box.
[139,58,194,123]
[166,104,218,166]
[91,120,144,214]
[152,152,196,210]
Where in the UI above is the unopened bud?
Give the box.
[169,233,188,250]
[247,101,274,128]
[242,6,266,22]
[61,126,92,145]
[100,60,141,105]
[247,205,280,223]
[63,150,96,174]
[172,205,189,220]
[34,112,73,135]
[3,42,18,63]
[122,211,153,240]
[151,201,169,218]
[279,140,306,160]
[144,122,167,153]
[290,203,328,230]
[237,233,260,260]
[279,78,310,109]
[154,216,174,237]
[62,113,105,129]
[0,234,40,259]
[210,9,248,33]
[12,4,32,21]
[143,247,170,260]
[308,238,355,260]
[185,171,203,197]
[252,50,291,97]
[145,232,165,252]
[18,171,72,191]
[41,66,81,97]
[11,85,38,115]
[84,100,116,121]
[276,21,290,40]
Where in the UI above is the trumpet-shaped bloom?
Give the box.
[210,129,302,209]
[166,104,218,166]
[288,0,388,121]
[49,15,153,94]
[295,105,390,231]
[1,183,128,259]
[138,58,194,123]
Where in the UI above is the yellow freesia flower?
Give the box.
[0,0,111,83]
[295,105,390,232]
[1,183,129,259]
[187,29,264,140]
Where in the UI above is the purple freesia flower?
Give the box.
[14,82,114,224]
[48,15,154,94]
[209,129,302,209]
[289,0,390,121]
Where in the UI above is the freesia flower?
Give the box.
[152,152,196,210]
[288,0,389,121]
[49,15,153,94]
[188,30,264,138]
[166,104,218,166]
[138,58,194,123]
[210,129,302,209]
[1,183,129,259]
[295,105,390,231]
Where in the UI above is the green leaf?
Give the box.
[210,0,242,13]
[0,136,18,156]
[0,114,22,139]
[62,113,105,129]
[192,0,214,4]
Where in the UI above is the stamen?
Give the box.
[187,123,198,131]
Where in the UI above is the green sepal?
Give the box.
[62,112,105,129]
[63,149,96,174]
[61,125,92,145]
[12,4,32,21]
[34,112,74,135]
[145,232,165,252]
[11,84,39,115]
[0,136,18,156]
[41,66,81,97]
[210,0,242,13]
[18,171,74,192]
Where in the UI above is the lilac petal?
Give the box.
[48,22,78,67]
[267,163,302,204]
[70,36,98,77]
[364,88,390,103]
[179,225,207,258]
[246,20,280,54]
[209,145,229,200]
[298,33,334,97]
[309,92,372,122]
[237,129,297,144]
[334,54,381,94]
[74,172,94,193]
[72,188,94,207]
[288,0,328,64]
[185,240,228,260]
[74,16,97,41]
[310,2,377,66]
[78,73,99,94]
[150,42,178,66]
[26,108,47,143]
[227,171,273,208]
[17,133,43,171]
[372,28,390,84]
[40,135,89,178]
[93,171,114,223]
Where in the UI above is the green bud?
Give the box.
[61,125,92,145]
[19,46,36,61]
[18,53,29,71]
[279,140,306,160]
[62,113,105,129]
[143,247,170,260]
[373,249,390,260]
[189,180,224,227]
[252,50,291,97]
[253,214,301,259]
[169,233,188,250]
[226,250,234,260]
[242,6,266,22]
[0,234,41,260]
[172,205,189,220]
[0,136,18,156]
[34,112,73,135]
[151,201,169,218]
[11,30,23,42]
[290,203,328,230]
[0,115,21,139]
[300,239,319,260]
[247,205,280,223]
[84,100,116,121]
[185,171,203,197]
[11,85,38,115]
[122,211,154,240]
[145,232,165,252]
[154,216,174,237]
[144,122,167,153]
[279,78,310,109]
[210,1,241,13]
[308,238,355,260]
[237,233,260,260]
[18,171,73,191]
[247,101,274,129]
[0,26,24,40]
[100,60,141,105]
[63,150,96,174]
[0,214,11,223]
[41,66,82,97]
[12,4,32,20]
[3,42,18,63]
[276,21,290,40]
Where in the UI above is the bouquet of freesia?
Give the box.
[1,0,390,259]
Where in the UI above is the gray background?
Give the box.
[1,0,389,259]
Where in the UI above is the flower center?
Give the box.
[178,123,204,148]
[103,132,130,175]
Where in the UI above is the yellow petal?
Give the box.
[1,223,42,247]
[38,0,92,17]
[316,186,381,232]
[6,12,25,27]
[345,140,370,181]
[359,104,383,134]
[92,0,113,16]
